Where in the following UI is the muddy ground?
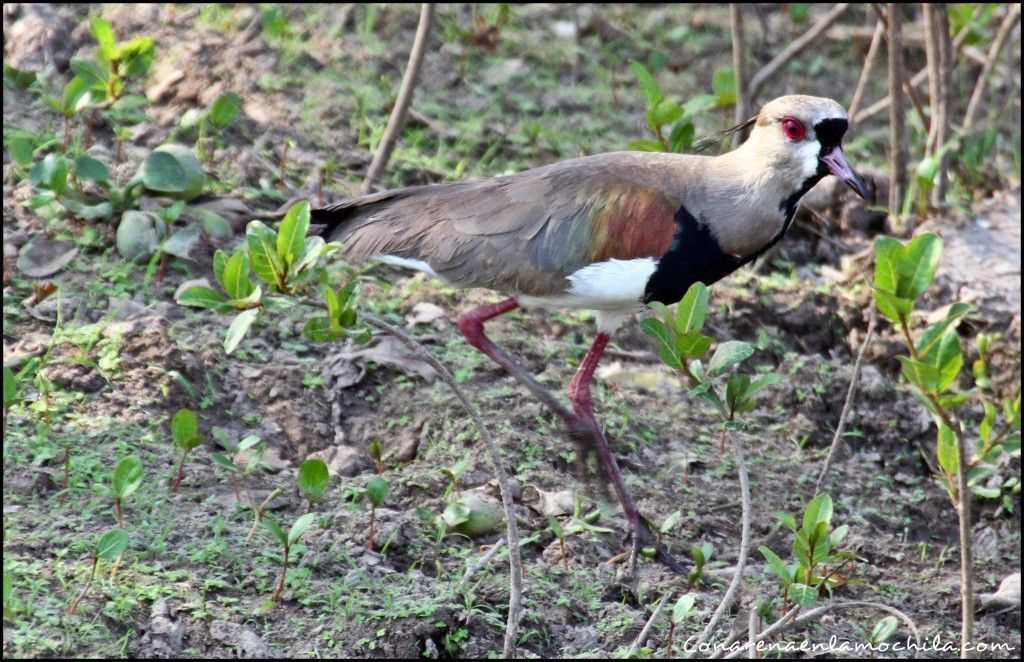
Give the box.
[3,4,1021,658]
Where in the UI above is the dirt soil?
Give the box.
[3,4,1021,659]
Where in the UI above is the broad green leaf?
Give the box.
[224,308,259,354]
[96,528,129,560]
[365,475,389,507]
[871,616,900,644]
[7,137,34,166]
[70,58,107,86]
[90,16,117,61]
[210,452,236,471]
[708,341,754,377]
[900,233,942,299]
[3,366,15,407]
[802,494,833,536]
[898,356,941,393]
[669,120,695,153]
[298,458,329,503]
[712,66,737,107]
[726,373,749,414]
[213,249,229,286]
[759,546,792,585]
[661,510,682,534]
[247,221,286,289]
[73,154,109,183]
[828,523,849,548]
[221,250,254,300]
[916,304,972,358]
[676,282,709,333]
[60,76,92,114]
[873,289,912,326]
[117,37,156,77]
[176,286,229,312]
[290,236,326,276]
[628,139,665,152]
[30,153,70,195]
[111,456,144,499]
[682,94,717,117]
[937,424,958,476]
[630,62,662,106]
[277,201,310,270]
[789,583,818,607]
[979,401,997,443]
[640,318,683,370]
[303,316,345,342]
[671,594,697,623]
[171,409,198,446]
[194,209,233,239]
[676,331,713,359]
[263,517,288,547]
[873,236,902,296]
[238,435,262,452]
[287,512,316,546]
[647,99,683,129]
[226,284,262,310]
[208,91,241,130]
[548,515,563,538]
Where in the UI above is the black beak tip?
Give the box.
[846,174,870,201]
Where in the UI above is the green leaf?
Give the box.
[790,583,818,607]
[176,286,230,312]
[194,209,233,239]
[873,289,913,326]
[288,512,317,546]
[111,456,144,500]
[640,318,683,370]
[70,58,108,86]
[873,236,902,296]
[900,233,942,300]
[224,309,259,354]
[213,250,229,286]
[171,409,198,447]
[937,424,958,476]
[263,517,288,547]
[303,316,345,342]
[759,546,792,586]
[628,139,666,153]
[210,452,236,471]
[277,201,310,270]
[661,510,682,534]
[682,94,717,117]
[898,356,941,393]
[117,37,156,77]
[142,146,206,200]
[676,332,713,359]
[96,528,129,560]
[7,137,34,167]
[647,99,684,128]
[871,616,900,644]
[365,475,390,507]
[208,91,241,130]
[708,341,755,377]
[3,366,15,407]
[630,62,662,106]
[221,250,254,300]
[676,282,709,333]
[290,236,326,276]
[30,153,70,195]
[669,120,695,153]
[238,435,262,452]
[298,458,329,504]
[90,16,117,61]
[671,594,697,623]
[547,515,564,539]
[802,494,833,536]
[712,66,737,107]
[828,523,849,548]
[246,221,286,289]
[73,154,109,183]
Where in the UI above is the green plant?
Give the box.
[629,63,715,154]
[759,493,853,610]
[262,512,316,605]
[441,458,470,497]
[873,232,1021,654]
[297,458,329,512]
[210,431,264,503]
[688,542,714,590]
[67,528,129,615]
[94,456,144,528]
[369,440,384,474]
[364,475,390,550]
[547,515,569,571]
[169,408,206,493]
[180,90,242,164]
[869,615,900,648]
[666,594,698,657]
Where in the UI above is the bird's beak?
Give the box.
[820,147,869,200]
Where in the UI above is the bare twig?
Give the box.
[361,3,434,194]
[886,4,908,219]
[747,607,760,660]
[934,4,953,204]
[814,306,877,497]
[461,537,507,587]
[746,4,850,101]
[628,592,672,657]
[361,314,522,658]
[848,20,884,120]
[687,430,752,656]
[729,4,748,140]
[870,3,930,128]
[962,4,1021,133]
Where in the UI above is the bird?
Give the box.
[311,94,868,573]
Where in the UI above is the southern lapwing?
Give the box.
[312,95,868,573]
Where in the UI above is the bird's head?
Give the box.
[745,95,868,199]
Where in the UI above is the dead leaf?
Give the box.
[328,336,438,382]
[16,239,78,277]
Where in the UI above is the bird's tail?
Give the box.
[309,187,421,242]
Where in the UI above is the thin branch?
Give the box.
[687,430,752,656]
[628,592,672,657]
[870,3,930,128]
[461,537,506,587]
[886,3,909,219]
[361,313,522,658]
[747,608,760,661]
[747,4,851,101]
[962,4,1021,133]
[729,4,748,138]
[848,20,885,120]
[814,306,877,497]
[361,3,435,194]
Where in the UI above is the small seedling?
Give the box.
[170,408,205,493]
[297,458,329,512]
[94,455,143,528]
[364,475,390,550]
[688,542,714,590]
[441,458,470,497]
[246,488,282,543]
[666,594,698,657]
[210,432,264,503]
[180,90,241,164]
[548,515,569,571]
[369,440,384,474]
[68,528,128,615]
[263,512,315,605]
[869,615,900,648]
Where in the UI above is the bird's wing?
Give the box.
[314,153,688,297]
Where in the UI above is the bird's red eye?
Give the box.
[782,117,806,141]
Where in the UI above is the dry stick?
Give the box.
[361,314,522,659]
[934,5,953,204]
[747,608,759,660]
[923,4,942,157]
[461,537,506,587]
[746,4,850,102]
[848,20,885,120]
[870,3,930,128]
[686,430,752,656]
[729,4,748,141]
[720,600,921,659]
[962,4,1021,133]
[886,4,909,220]
[627,592,672,657]
[361,3,434,194]
[814,307,877,497]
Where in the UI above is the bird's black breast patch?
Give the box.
[643,205,743,305]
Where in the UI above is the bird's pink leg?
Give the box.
[568,333,687,575]
[458,299,587,432]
